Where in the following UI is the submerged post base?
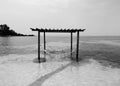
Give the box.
[33,58,46,63]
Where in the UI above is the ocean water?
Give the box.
[0,36,120,56]
[0,36,73,56]
[0,36,120,86]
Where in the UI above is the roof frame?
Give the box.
[30,28,85,33]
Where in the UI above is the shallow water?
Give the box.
[0,36,120,86]
[0,36,120,56]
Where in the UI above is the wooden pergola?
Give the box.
[30,28,85,63]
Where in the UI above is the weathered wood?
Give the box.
[30,28,85,63]
[38,31,40,63]
[30,28,85,33]
[44,32,46,56]
[76,31,80,62]
[71,32,73,58]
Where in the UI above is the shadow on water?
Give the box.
[29,62,71,86]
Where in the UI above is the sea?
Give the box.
[0,36,120,56]
[0,36,120,86]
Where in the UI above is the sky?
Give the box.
[0,0,120,36]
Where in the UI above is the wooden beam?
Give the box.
[76,31,80,62]
[44,32,46,57]
[38,31,40,63]
[71,32,73,59]
[30,28,85,33]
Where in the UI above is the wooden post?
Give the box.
[44,31,46,57]
[76,31,80,62]
[71,32,73,59]
[38,31,40,63]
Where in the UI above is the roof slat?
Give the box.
[30,28,85,33]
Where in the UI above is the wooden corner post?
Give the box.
[71,32,73,59]
[44,31,46,57]
[38,31,40,63]
[76,31,80,62]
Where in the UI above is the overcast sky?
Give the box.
[0,0,120,36]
